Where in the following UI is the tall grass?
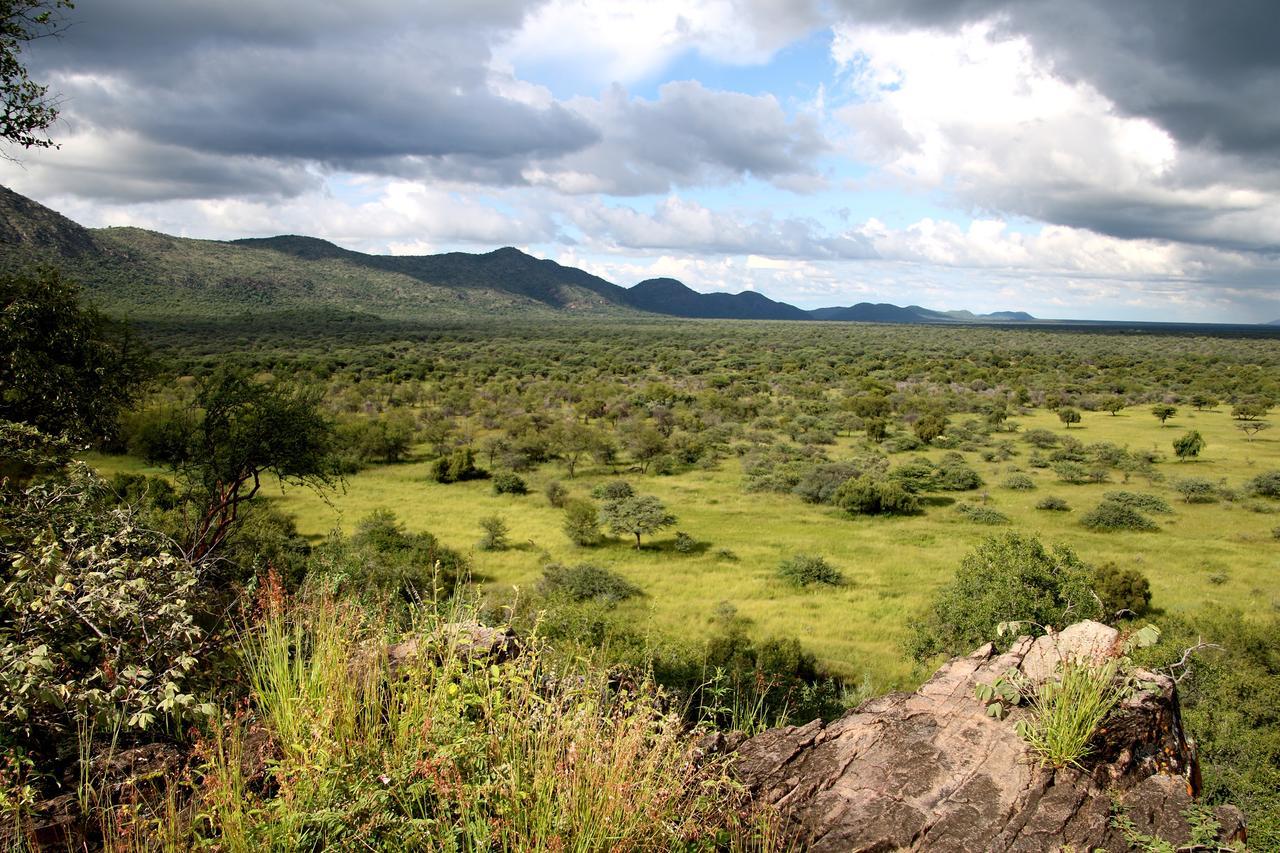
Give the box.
[1015,658,1122,769]
[197,592,781,850]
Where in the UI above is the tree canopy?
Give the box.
[1,0,71,151]
[1,266,148,441]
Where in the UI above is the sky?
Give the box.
[3,0,1278,322]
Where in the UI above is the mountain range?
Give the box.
[1,183,1038,325]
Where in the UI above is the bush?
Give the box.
[1131,608,1280,849]
[1052,460,1090,484]
[1092,562,1152,617]
[935,455,984,491]
[1003,473,1036,490]
[492,472,528,495]
[792,462,862,505]
[562,499,602,546]
[545,480,569,508]
[672,531,696,553]
[1245,470,1280,499]
[835,475,921,516]
[538,562,641,604]
[1174,477,1218,504]
[954,503,1010,524]
[777,554,844,587]
[478,514,510,551]
[591,480,635,500]
[1102,490,1173,514]
[1080,499,1160,532]
[1035,495,1071,511]
[1023,428,1059,448]
[431,447,484,483]
[0,471,213,754]
[328,509,470,601]
[907,532,1102,660]
[888,457,938,492]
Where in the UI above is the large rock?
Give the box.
[733,623,1245,851]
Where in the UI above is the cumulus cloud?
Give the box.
[830,18,1280,253]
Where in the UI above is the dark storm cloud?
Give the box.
[18,0,825,202]
[837,0,1280,166]
[20,0,597,199]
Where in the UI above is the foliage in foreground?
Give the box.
[1133,608,1280,850]
[200,596,779,851]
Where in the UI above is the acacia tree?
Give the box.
[599,494,676,549]
[1058,407,1082,429]
[1237,420,1271,442]
[139,369,338,561]
[1151,404,1177,425]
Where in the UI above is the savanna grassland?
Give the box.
[93,317,1280,688]
[11,298,1280,849]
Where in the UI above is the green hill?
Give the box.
[0,185,637,321]
[1,184,1045,325]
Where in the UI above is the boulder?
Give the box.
[733,624,1244,851]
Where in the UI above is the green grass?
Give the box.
[87,405,1280,689]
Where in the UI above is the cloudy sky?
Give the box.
[4,0,1278,321]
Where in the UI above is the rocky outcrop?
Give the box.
[733,622,1245,851]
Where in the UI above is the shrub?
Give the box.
[714,548,739,561]
[538,562,641,604]
[792,462,862,505]
[672,531,696,553]
[1003,473,1036,490]
[907,532,1102,660]
[888,458,938,492]
[954,503,1010,525]
[492,472,528,495]
[777,554,844,587]
[431,447,484,483]
[834,476,921,516]
[0,473,213,754]
[1130,608,1280,849]
[1092,562,1152,617]
[330,509,470,600]
[1102,491,1173,514]
[1052,460,1090,484]
[1036,496,1071,511]
[544,480,569,508]
[1080,500,1160,532]
[562,499,602,546]
[478,514,510,551]
[935,455,984,491]
[591,480,635,500]
[1023,428,1059,448]
[1174,477,1218,504]
[1245,470,1280,499]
